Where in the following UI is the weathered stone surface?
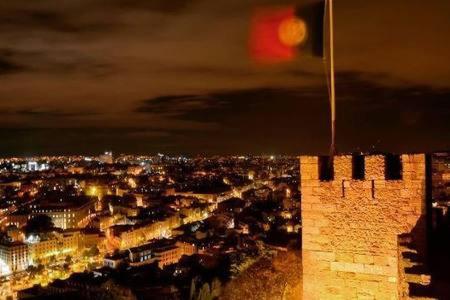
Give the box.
[300,154,426,300]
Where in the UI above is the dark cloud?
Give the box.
[102,0,194,13]
[0,47,115,77]
[136,87,324,124]
[134,72,450,154]
[0,0,193,34]
[0,54,24,75]
[15,108,99,118]
[0,107,99,119]
[0,10,92,33]
[136,95,219,117]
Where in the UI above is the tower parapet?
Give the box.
[300,154,426,299]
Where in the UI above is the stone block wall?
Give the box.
[300,154,426,299]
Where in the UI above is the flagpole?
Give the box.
[328,0,336,157]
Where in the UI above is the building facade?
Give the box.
[26,231,81,264]
[128,239,197,269]
[113,215,181,250]
[0,241,28,275]
[30,199,96,229]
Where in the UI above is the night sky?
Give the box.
[0,0,449,156]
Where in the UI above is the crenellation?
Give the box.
[364,155,386,180]
[334,155,352,180]
[301,153,427,299]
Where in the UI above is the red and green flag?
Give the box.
[249,1,325,63]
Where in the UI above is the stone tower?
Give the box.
[300,154,426,299]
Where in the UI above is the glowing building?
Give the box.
[0,241,28,275]
[26,231,81,264]
[126,239,197,269]
[108,214,182,250]
[98,151,113,164]
[30,197,96,229]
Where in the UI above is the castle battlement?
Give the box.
[300,154,427,299]
[301,154,426,182]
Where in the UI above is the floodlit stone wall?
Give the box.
[300,154,426,299]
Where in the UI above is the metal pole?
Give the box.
[328,0,336,156]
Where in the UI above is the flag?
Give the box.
[249,1,325,63]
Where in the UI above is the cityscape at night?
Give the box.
[0,0,450,299]
[0,152,447,299]
[0,153,303,299]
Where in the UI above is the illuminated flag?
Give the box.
[249,1,325,63]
